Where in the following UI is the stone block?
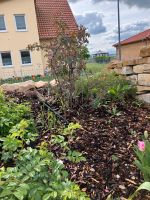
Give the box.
[122,59,136,66]
[1,80,35,93]
[35,81,48,88]
[133,64,150,74]
[137,85,150,94]
[122,66,133,75]
[126,75,138,84]
[107,60,123,69]
[142,57,150,64]
[138,74,150,86]
[114,68,122,75]
[135,58,144,65]
[50,79,57,87]
[140,46,150,58]
[137,93,150,104]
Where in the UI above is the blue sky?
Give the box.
[68,0,150,54]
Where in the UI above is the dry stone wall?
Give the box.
[108,46,150,103]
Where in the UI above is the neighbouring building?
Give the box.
[0,0,77,79]
[114,29,150,61]
[92,50,109,58]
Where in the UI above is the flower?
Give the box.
[138,141,145,152]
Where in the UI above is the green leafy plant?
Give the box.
[0,90,32,136]
[75,72,136,106]
[108,106,122,117]
[67,150,86,163]
[107,82,136,102]
[0,120,37,162]
[128,182,150,200]
[51,135,68,150]
[62,123,82,136]
[107,182,150,200]
[0,147,89,200]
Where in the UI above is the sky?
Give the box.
[68,0,150,54]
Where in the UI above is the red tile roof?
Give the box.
[114,29,150,47]
[35,0,77,39]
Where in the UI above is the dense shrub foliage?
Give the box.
[75,72,136,106]
[95,55,111,63]
[0,148,89,200]
[0,90,35,136]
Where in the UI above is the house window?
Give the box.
[15,15,26,31]
[0,15,6,32]
[1,52,12,66]
[20,50,31,65]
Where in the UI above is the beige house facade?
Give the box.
[114,29,150,61]
[0,0,77,79]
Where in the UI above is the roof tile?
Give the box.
[35,0,77,39]
[114,29,150,46]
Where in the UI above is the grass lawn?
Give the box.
[86,62,107,74]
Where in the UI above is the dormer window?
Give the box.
[0,15,6,32]
[14,14,27,31]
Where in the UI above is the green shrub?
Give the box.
[0,120,37,162]
[75,72,136,106]
[0,90,33,136]
[0,147,89,200]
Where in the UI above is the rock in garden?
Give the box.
[1,80,35,92]
[137,93,150,103]
[35,81,48,88]
[133,64,150,74]
[138,74,150,86]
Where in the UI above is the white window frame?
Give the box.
[20,50,32,66]
[14,14,27,32]
[0,51,13,67]
[0,15,7,32]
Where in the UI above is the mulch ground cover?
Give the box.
[6,90,150,200]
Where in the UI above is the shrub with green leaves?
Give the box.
[0,120,37,162]
[0,147,89,200]
[0,90,33,136]
[75,72,136,106]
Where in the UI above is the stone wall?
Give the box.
[108,45,150,103]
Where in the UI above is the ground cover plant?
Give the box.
[0,90,90,200]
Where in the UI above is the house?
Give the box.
[0,0,77,79]
[92,50,109,58]
[114,29,150,60]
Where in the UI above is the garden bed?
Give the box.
[6,90,150,200]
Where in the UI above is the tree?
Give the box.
[28,21,90,111]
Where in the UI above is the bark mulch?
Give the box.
[64,103,150,199]
[6,91,150,200]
